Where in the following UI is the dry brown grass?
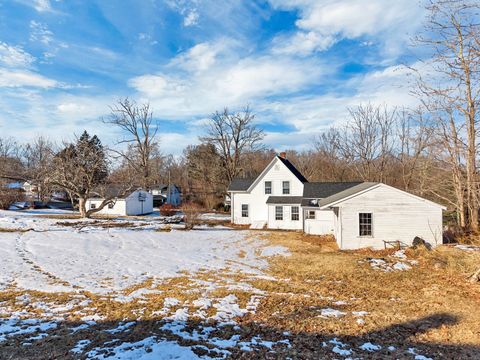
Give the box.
[244,231,480,355]
[0,228,32,233]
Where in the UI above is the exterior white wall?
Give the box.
[86,199,127,216]
[86,190,153,216]
[304,209,335,235]
[231,157,304,225]
[125,191,153,215]
[267,204,303,230]
[335,185,443,250]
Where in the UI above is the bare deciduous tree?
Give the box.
[412,0,480,230]
[338,104,396,182]
[105,98,160,189]
[200,107,264,182]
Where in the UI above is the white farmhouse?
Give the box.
[86,189,153,216]
[228,153,445,250]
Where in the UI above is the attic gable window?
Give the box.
[359,213,373,236]
[265,181,272,194]
[282,181,290,195]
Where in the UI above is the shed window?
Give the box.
[282,181,290,194]
[90,203,96,209]
[291,206,299,221]
[265,181,272,194]
[359,213,373,236]
[275,206,283,220]
[306,210,316,219]
[241,204,249,218]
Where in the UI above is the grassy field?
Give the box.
[0,225,479,359]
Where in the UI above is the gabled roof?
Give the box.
[303,182,363,199]
[228,178,255,191]
[228,155,307,192]
[266,196,303,204]
[276,156,308,183]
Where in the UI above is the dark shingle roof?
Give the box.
[276,156,308,183]
[318,182,378,207]
[266,196,304,204]
[303,182,363,198]
[228,178,255,191]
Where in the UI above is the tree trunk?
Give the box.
[78,197,88,218]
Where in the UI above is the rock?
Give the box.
[412,236,432,251]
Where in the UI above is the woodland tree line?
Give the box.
[0,0,479,230]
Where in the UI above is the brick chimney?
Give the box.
[279,151,287,159]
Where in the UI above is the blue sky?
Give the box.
[0,0,426,154]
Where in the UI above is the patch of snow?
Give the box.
[392,262,411,271]
[71,339,91,354]
[260,245,290,257]
[319,308,346,318]
[359,342,381,352]
[86,336,203,359]
[455,244,480,252]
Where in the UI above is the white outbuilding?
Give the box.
[86,189,153,216]
[228,153,446,250]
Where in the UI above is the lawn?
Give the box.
[0,210,479,359]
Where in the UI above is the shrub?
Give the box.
[159,203,178,217]
[0,187,25,210]
[181,202,203,230]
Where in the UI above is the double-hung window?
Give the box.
[275,206,283,220]
[291,206,299,221]
[359,213,373,236]
[282,181,290,194]
[306,210,315,219]
[265,181,272,194]
[241,204,249,218]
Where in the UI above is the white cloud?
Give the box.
[128,45,325,118]
[0,42,36,68]
[268,0,424,56]
[29,21,54,46]
[272,31,335,56]
[33,0,53,12]
[0,69,57,88]
[183,10,199,27]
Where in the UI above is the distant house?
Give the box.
[86,189,153,216]
[150,184,182,207]
[228,152,446,250]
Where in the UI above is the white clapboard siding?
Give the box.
[267,204,303,230]
[304,209,335,235]
[335,185,443,249]
[231,157,304,225]
[85,190,153,216]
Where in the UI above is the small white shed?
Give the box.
[86,189,153,216]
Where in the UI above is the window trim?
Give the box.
[306,210,316,220]
[264,181,272,195]
[282,181,290,195]
[275,206,283,221]
[241,204,249,218]
[358,212,373,237]
[291,206,299,221]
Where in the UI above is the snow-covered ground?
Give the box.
[0,210,438,359]
[0,209,294,359]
